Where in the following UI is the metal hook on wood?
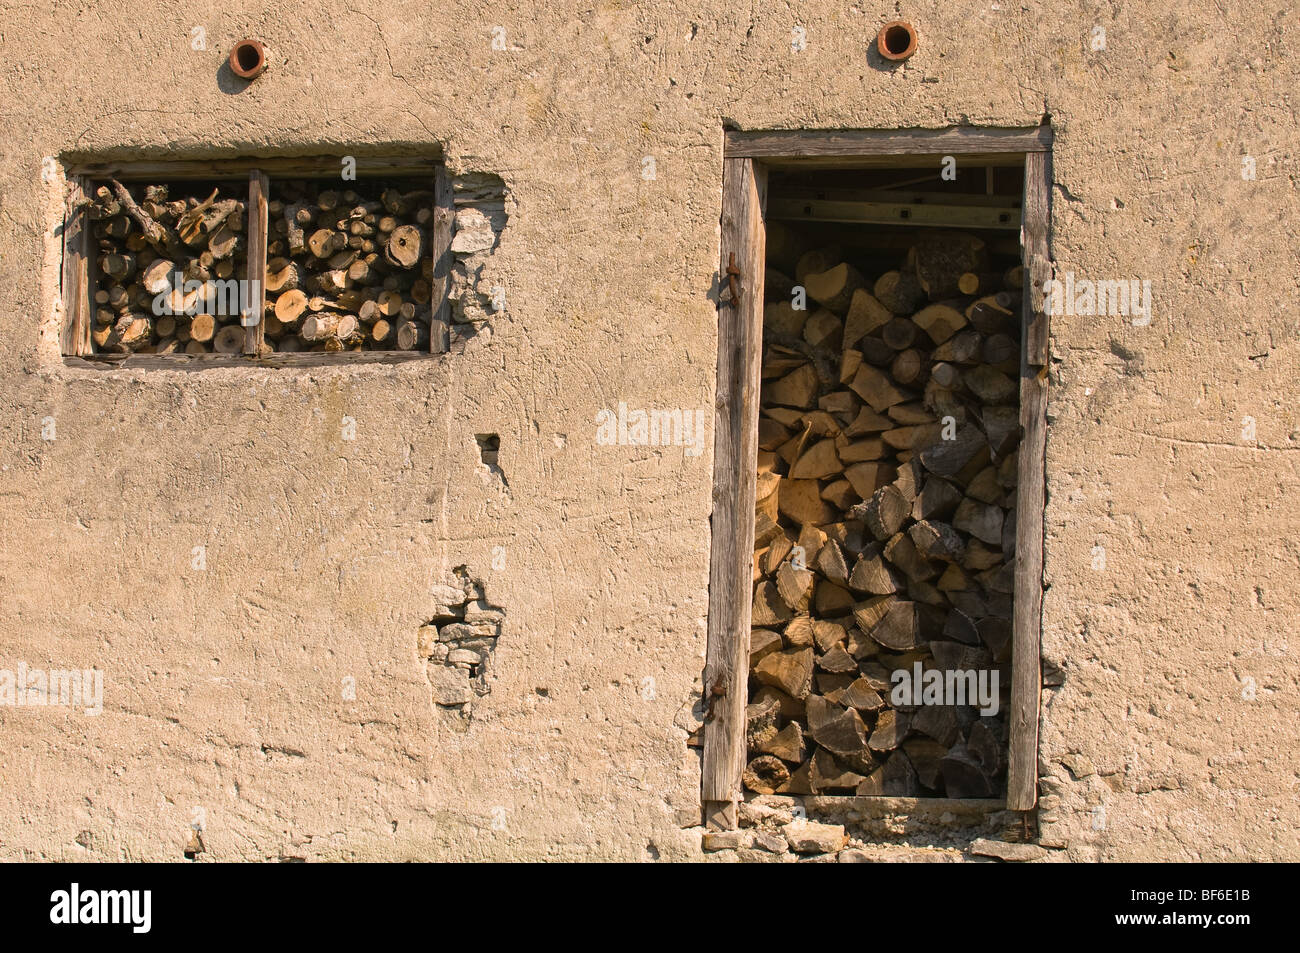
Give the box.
[725,252,742,307]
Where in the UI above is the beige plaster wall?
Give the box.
[0,1,1295,860]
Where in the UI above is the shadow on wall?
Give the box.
[216,61,253,95]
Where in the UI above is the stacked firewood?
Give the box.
[86,181,247,354]
[264,182,436,352]
[746,229,1021,799]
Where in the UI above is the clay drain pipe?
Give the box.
[877,21,918,61]
[229,39,267,80]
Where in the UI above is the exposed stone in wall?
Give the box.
[447,172,508,348]
[418,566,504,722]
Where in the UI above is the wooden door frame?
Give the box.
[702,127,1052,828]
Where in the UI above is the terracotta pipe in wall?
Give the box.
[877,21,918,61]
[229,39,267,80]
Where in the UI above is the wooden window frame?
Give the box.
[703,127,1052,829]
[59,155,453,369]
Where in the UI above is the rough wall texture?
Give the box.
[0,1,1295,861]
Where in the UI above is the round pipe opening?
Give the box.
[229,39,266,79]
[877,21,918,61]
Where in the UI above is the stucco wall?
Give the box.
[0,1,1295,861]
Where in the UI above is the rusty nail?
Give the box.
[877,20,918,61]
[229,39,267,80]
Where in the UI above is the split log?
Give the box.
[842,289,893,348]
[743,756,791,794]
[275,290,309,327]
[912,477,963,520]
[867,709,910,752]
[807,703,868,757]
[815,539,850,586]
[213,324,244,354]
[890,348,923,385]
[766,267,796,301]
[953,498,1004,545]
[301,312,359,343]
[957,271,1003,295]
[316,269,350,295]
[794,245,843,284]
[266,259,299,294]
[803,262,865,313]
[873,268,925,314]
[760,722,806,763]
[856,484,909,540]
[775,562,815,610]
[308,228,340,258]
[284,203,308,253]
[788,438,842,480]
[141,258,175,294]
[843,460,894,498]
[100,253,136,280]
[930,361,959,388]
[883,531,936,583]
[802,309,843,350]
[207,223,239,260]
[939,742,995,798]
[108,179,186,259]
[932,329,983,364]
[395,319,430,350]
[910,303,967,345]
[188,313,216,343]
[982,333,1018,367]
[848,548,899,595]
[114,315,152,348]
[918,426,988,478]
[384,224,424,269]
[881,318,917,351]
[848,610,891,658]
[867,601,921,651]
[964,366,1017,403]
[856,750,920,795]
[848,365,907,411]
[966,295,1015,335]
[765,364,820,409]
[753,648,813,699]
[908,520,965,562]
[909,232,989,299]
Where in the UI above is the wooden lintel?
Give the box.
[767,196,1021,230]
[725,125,1052,160]
[65,155,442,181]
